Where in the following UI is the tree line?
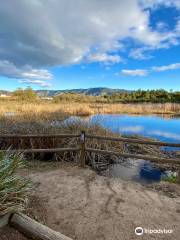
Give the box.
[105,89,180,103]
[11,88,180,103]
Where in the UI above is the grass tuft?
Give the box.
[0,151,30,216]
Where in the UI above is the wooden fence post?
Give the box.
[79,131,86,168]
[177,167,180,184]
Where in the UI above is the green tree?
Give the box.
[13,87,37,101]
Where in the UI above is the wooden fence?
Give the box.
[1,132,180,240]
[0,131,180,182]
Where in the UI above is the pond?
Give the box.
[67,114,180,184]
[88,114,180,143]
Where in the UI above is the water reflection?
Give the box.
[139,162,162,182]
[89,114,180,143]
[102,160,165,184]
[65,113,180,183]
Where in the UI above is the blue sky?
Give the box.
[0,0,180,91]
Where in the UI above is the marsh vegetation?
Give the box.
[0,88,179,183]
[0,88,180,118]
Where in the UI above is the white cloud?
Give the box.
[0,60,52,80]
[152,63,180,72]
[120,126,144,133]
[87,53,122,64]
[129,47,153,60]
[0,60,52,87]
[121,62,180,77]
[129,19,180,60]
[0,0,175,68]
[140,0,180,9]
[150,130,180,141]
[121,69,148,76]
[156,22,168,31]
[18,79,52,88]
[0,0,179,83]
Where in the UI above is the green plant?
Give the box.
[13,87,37,101]
[0,151,30,216]
[161,174,177,183]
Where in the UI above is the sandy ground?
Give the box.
[24,164,180,240]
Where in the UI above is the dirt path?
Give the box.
[29,165,180,240]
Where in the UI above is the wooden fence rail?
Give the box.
[0,131,180,182]
[0,147,80,153]
[1,132,179,239]
[86,134,180,147]
[0,133,80,139]
[86,148,180,165]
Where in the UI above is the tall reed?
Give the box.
[0,100,180,119]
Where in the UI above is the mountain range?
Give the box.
[1,88,130,97]
[36,87,130,97]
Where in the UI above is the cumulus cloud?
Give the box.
[140,0,180,9]
[121,62,180,77]
[0,60,52,79]
[0,60,52,87]
[129,18,180,60]
[152,63,180,72]
[87,53,123,64]
[0,0,180,85]
[129,47,153,60]
[121,69,148,76]
[0,0,172,68]
[19,79,52,88]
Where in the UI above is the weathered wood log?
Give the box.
[0,134,80,139]
[86,148,180,165]
[177,167,180,184]
[10,213,73,240]
[0,214,10,228]
[1,133,179,147]
[0,147,80,153]
[86,134,180,147]
[79,131,86,168]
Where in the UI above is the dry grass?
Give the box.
[95,102,180,115]
[0,100,180,119]
[0,116,166,168]
[0,118,124,163]
[0,99,177,168]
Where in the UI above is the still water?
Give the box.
[71,114,180,183]
[89,114,180,143]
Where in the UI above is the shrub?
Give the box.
[13,87,37,101]
[0,151,30,216]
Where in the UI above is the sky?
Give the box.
[0,0,180,91]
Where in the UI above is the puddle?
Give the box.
[100,159,175,184]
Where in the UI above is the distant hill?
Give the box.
[36,88,131,97]
[0,90,10,95]
[0,88,131,97]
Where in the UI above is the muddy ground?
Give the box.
[1,163,180,240]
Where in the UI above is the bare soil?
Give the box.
[1,163,180,240]
[28,164,180,240]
